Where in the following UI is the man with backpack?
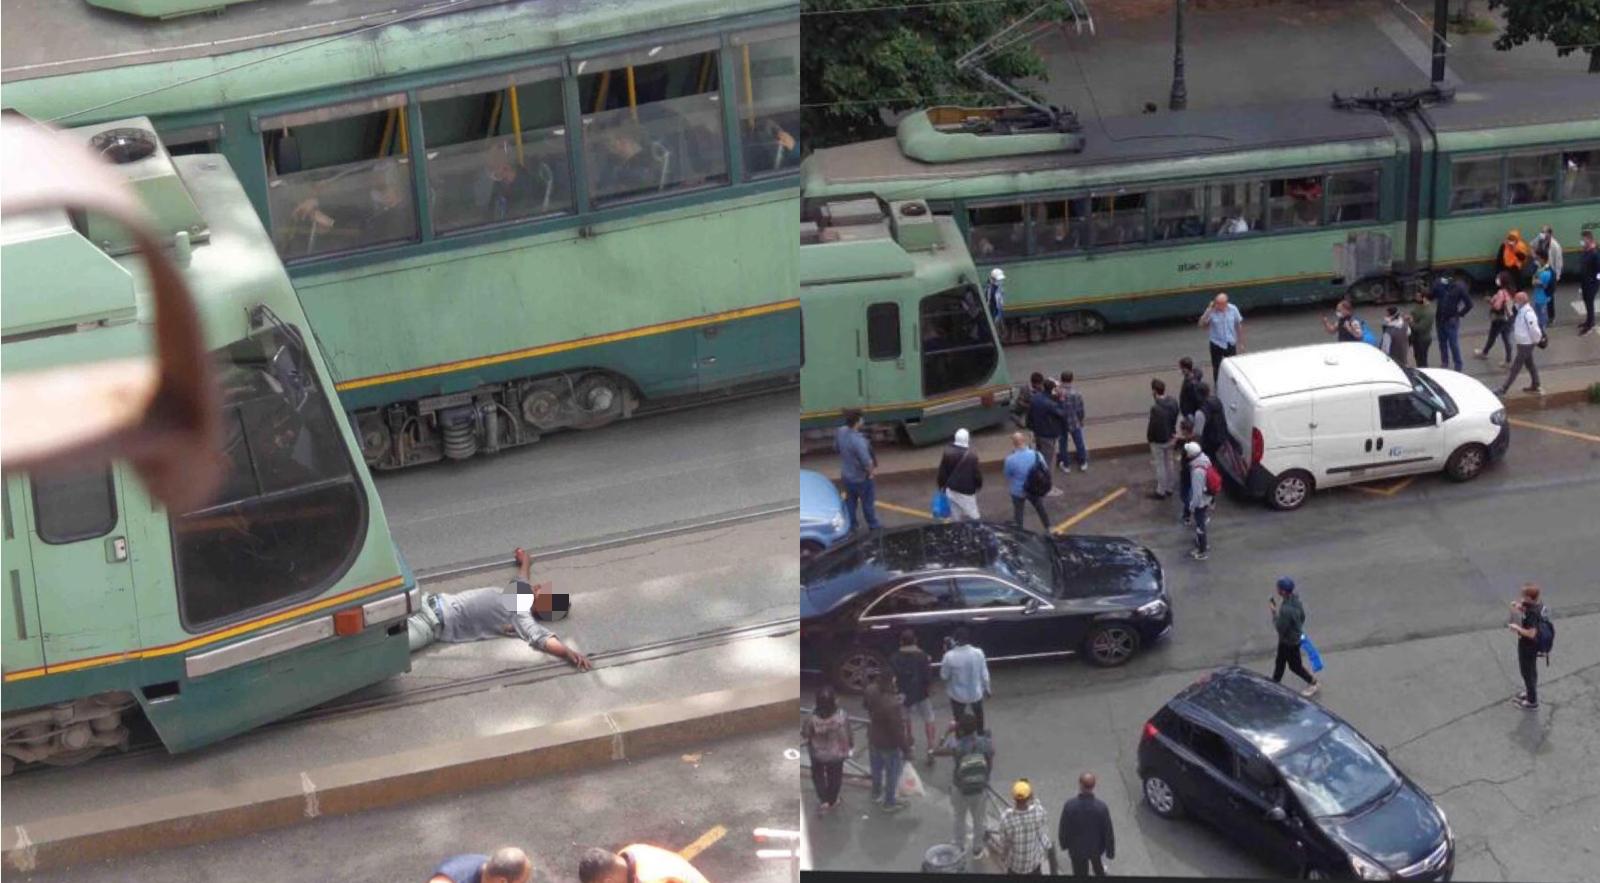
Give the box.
[1004,431,1053,534]
[933,712,996,863]
[1507,583,1554,710]
[1025,379,1063,480]
[937,428,984,522]
[1184,442,1217,561]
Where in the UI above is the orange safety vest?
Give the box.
[621,844,712,883]
[1502,237,1529,270]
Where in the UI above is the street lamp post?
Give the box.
[1169,0,1188,111]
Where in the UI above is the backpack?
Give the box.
[1204,462,1223,496]
[1535,607,1555,663]
[954,739,992,795]
[1023,451,1052,498]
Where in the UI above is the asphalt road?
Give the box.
[373,390,798,573]
[806,404,1600,879]
[22,728,800,883]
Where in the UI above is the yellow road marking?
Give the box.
[1051,486,1128,535]
[1509,417,1600,444]
[679,824,728,861]
[877,500,935,520]
[1349,476,1415,497]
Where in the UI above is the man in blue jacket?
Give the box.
[1434,272,1473,371]
[1025,379,1064,478]
[835,410,879,532]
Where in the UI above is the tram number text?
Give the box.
[1178,259,1232,273]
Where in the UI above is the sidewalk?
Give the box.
[802,301,1599,480]
[805,613,1600,880]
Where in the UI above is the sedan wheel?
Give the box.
[1143,775,1182,818]
[1085,624,1140,667]
[833,648,887,695]
[1269,471,1312,511]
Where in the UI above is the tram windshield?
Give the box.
[171,324,366,629]
[920,286,999,397]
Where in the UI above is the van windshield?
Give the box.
[1403,367,1457,418]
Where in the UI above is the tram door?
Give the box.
[861,300,910,405]
[22,467,140,668]
[2,477,44,677]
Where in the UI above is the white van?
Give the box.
[1213,343,1509,510]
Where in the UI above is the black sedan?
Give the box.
[1138,667,1454,881]
[800,522,1172,693]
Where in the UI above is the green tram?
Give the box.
[800,197,1011,444]
[2,119,415,770]
[2,0,801,470]
[801,77,1600,344]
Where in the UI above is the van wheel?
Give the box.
[1445,444,1488,482]
[1268,471,1314,511]
[1142,774,1184,819]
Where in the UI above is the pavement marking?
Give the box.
[1051,486,1128,535]
[300,772,321,819]
[9,826,36,872]
[603,712,625,761]
[1350,476,1416,497]
[679,824,728,861]
[876,500,934,520]
[1509,417,1600,444]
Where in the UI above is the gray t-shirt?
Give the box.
[433,584,553,650]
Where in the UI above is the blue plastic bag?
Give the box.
[1301,635,1325,673]
[1357,319,1379,347]
[931,489,951,519]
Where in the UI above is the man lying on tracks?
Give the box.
[406,548,593,671]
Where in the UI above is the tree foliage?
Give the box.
[1487,0,1600,72]
[800,1,1068,149]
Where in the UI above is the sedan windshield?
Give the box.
[990,530,1058,597]
[1278,724,1401,818]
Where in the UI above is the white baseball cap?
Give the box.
[990,268,1005,281]
[1184,441,1202,458]
[953,428,970,448]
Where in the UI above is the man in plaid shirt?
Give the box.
[999,779,1049,875]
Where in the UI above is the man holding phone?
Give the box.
[1508,583,1547,710]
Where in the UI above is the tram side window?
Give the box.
[1209,180,1263,235]
[1327,170,1380,224]
[1449,157,1502,212]
[261,96,417,260]
[921,287,997,397]
[578,39,728,205]
[733,28,800,178]
[1563,149,1600,201]
[867,302,901,360]
[1151,186,1205,242]
[968,203,1027,259]
[1267,176,1323,230]
[1506,153,1558,207]
[1090,192,1147,247]
[420,69,573,234]
[172,326,365,629]
[1032,197,1088,254]
[31,469,116,545]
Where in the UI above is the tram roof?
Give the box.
[1,0,787,82]
[807,95,1399,191]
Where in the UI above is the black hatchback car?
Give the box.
[1138,667,1454,881]
[800,522,1172,692]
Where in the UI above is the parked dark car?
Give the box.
[1138,667,1454,881]
[800,522,1171,693]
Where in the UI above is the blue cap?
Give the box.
[1277,577,1295,592]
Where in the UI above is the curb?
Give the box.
[1,677,797,873]
[835,392,1593,481]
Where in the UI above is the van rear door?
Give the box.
[1312,387,1379,486]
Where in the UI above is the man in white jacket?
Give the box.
[1495,291,1544,396]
